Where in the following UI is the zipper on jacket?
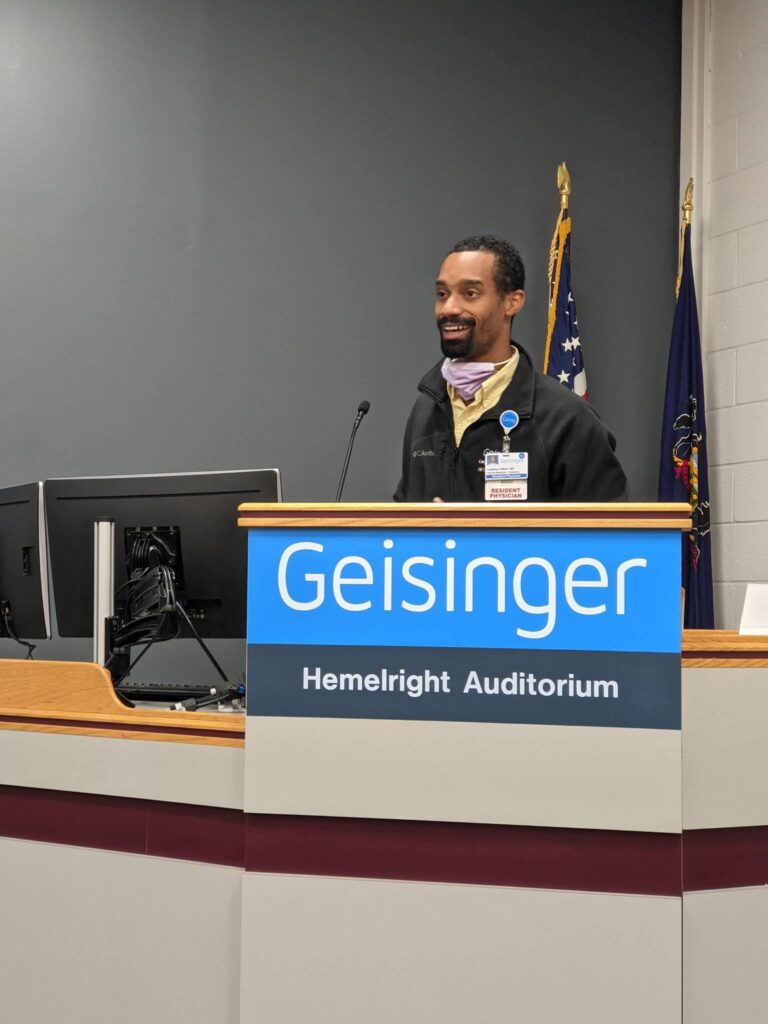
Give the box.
[452,439,461,501]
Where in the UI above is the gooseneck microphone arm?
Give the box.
[335,400,371,501]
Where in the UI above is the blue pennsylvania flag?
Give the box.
[658,221,714,628]
[544,211,588,397]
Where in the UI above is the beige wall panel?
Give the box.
[0,837,242,1024]
[241,873,681,1024]
[245,716,682,831]
[682,667,768,828]
[684,886,768,1024]
[0,729,244,808]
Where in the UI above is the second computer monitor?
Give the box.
[0,481,51,641]
[44,468,281,639]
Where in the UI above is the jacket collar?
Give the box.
[417,341,536,421]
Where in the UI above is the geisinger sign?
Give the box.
[246,527,681,729]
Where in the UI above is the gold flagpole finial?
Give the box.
[557,162,571,211]
[682,177,694,224]
[676,178,695,297]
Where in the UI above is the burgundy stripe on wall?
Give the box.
[3,784,767,894]
[246,814,683,896]
[683,825,768,891]
[0,785,245,868]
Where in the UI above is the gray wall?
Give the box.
[0,0,681,669]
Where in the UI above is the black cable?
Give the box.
[174,601,229,683]
[110,565,177,649]
[112,612,170,685]
[104,569,154,661]
[174,682,244,712]
[2,605,36,660]
[113,567,150,597]
[107,611,172,663]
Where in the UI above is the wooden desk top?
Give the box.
[0,660,244,746]
[682,630,768,668]
[238,502,692,530]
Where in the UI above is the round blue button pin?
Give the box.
[499,409,519,432]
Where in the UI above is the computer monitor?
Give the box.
[0,481,51,643]
[44,468,281,640]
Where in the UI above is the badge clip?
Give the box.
[499,409,519,454]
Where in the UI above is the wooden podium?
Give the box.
[237,502,691,1022]
[239,501,688,828]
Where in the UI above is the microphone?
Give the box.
[335,400,371,501]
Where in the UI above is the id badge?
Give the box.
[484,451,528,480]
[484,450,528,501]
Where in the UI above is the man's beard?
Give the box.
[438,317,477,359]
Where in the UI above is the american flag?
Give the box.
[544,211,588,398]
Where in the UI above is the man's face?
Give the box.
[435,250,524,362]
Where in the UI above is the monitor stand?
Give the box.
[92,518,239,710]
[92,517,115,667]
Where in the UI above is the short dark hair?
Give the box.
[450,235,525,294]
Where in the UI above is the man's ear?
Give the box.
[504,289,526,318]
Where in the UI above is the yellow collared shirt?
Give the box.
[446,348,520,448]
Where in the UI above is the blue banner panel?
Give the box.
[247,644,681,730]
[247,528,682,653]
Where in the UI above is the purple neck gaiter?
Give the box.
[441,358,499,401]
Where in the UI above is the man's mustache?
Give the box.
[438,316,476,328]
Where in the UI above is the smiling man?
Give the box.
[394,235,628,502]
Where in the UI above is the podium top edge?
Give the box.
[682,629,768,666]
[238,502,691,512]
[237,502,692,530]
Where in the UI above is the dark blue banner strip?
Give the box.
[247,644,680,730]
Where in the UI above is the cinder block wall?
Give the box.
[704,0,768,628]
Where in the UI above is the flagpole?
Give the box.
[544,163,587,397]
[659,173,714,628]
[676,178,694,298]
[545,163,570,367]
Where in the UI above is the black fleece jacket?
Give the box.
[394,343,628,502]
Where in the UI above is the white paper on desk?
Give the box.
[739,583,768,635]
